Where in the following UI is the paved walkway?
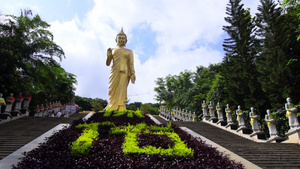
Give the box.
[153,115,300,169]
[0,113,87,160]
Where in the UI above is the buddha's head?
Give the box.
[116,28,127,47]
[287,97,291,103]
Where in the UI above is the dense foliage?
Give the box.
[13,111,244,169]
[0,10,77,109]
[154,0,300,119]
[73,96,160,115]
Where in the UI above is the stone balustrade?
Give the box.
[0,92,68,122]
[159,97,300,145]
[159,106,196,122]
[34,101,66,117]
[0,93,31,122]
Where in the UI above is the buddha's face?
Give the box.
[116,35,127,47]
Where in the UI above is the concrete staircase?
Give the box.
[1,113,300,169]
[0,113,87,160]
[153,115,300,169]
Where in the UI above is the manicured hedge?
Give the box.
[13,110,244,169]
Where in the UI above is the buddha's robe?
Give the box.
[105,47,135,110]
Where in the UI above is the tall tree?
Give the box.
[222,0,265,111]
[0,9,77,107]
[255,0,285,108]
[256,0,300,108]
[0,9,64,95]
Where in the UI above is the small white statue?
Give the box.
[265,109,278,138]
[225,104,233,124]
[216,102,224,122]
[202,100,208,117]
[5,93,15,113]
[285,97,300,131]
[208,101,216,119]
[236,105,245,128]
[249,107,260,132]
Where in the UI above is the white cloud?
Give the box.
[50,0,259,103]
[0,0,262,103]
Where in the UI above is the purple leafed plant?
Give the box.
[13,112,244,169]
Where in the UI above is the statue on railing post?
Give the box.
[208,101,217,122]
[284,97,300,144]
[192,112,197,122]
[4,93,15,118]
[249,107,266,140]
[202,100,209,120]
[188,111,192,121]
[225,104,233,125]
[265,109,278,138]
[225,104,238,130]
[249,107,260,133]
[34,105,40,117]
[22,93,32,115]
[216,102,225,125]
[236,105,246,129]
[285,97,300,131]
[0,93,6,113]
[12,93,23,116]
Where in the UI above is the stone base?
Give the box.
[225,123,238,130]
[216,120,227,126]
[237,127,252,135]
[267,136,286,143]
[0,113,13,120]
[202,116,210,121]
[10,110,21,117]
[209,117,218,123]
[250,132,266,141]
[285,128,300,145]
[21,109,29,116]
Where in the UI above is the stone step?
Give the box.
[153,115,300,169]
[0,113,87,160]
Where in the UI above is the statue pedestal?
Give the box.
[216,120,227,126]
[250,132,266,141]
[21,109,29,116]
[266,136,286,143]
[209,117,218,123]
[237,127,252,135]
[0,113,12,120]
[285,128,300,145]
[10,110,21,117]
[202,115,210,121]
[225,123,238,130]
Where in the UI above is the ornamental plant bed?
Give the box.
[13,110,244,169]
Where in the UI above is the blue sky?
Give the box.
[0,0,261,103]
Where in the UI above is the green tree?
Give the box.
[0,9,77,110]
[255,0,285,109]
[192,64,226,111]
[154,77,169,104]
[126,102,142,110]
[222,0,264,111]
[256,0,300,108]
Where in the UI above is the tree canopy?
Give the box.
[0,9,77,108]
[154,0,300,118]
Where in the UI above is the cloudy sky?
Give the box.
[0,0,261,103]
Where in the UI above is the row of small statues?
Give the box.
[34,101,65,117]
[159,106,197,122]
[202,97,299,139]
[0,93,32,120]
[34,102,78,117]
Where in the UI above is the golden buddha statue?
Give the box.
[104,28,136,110]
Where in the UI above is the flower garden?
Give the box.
[13,110,244,169]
